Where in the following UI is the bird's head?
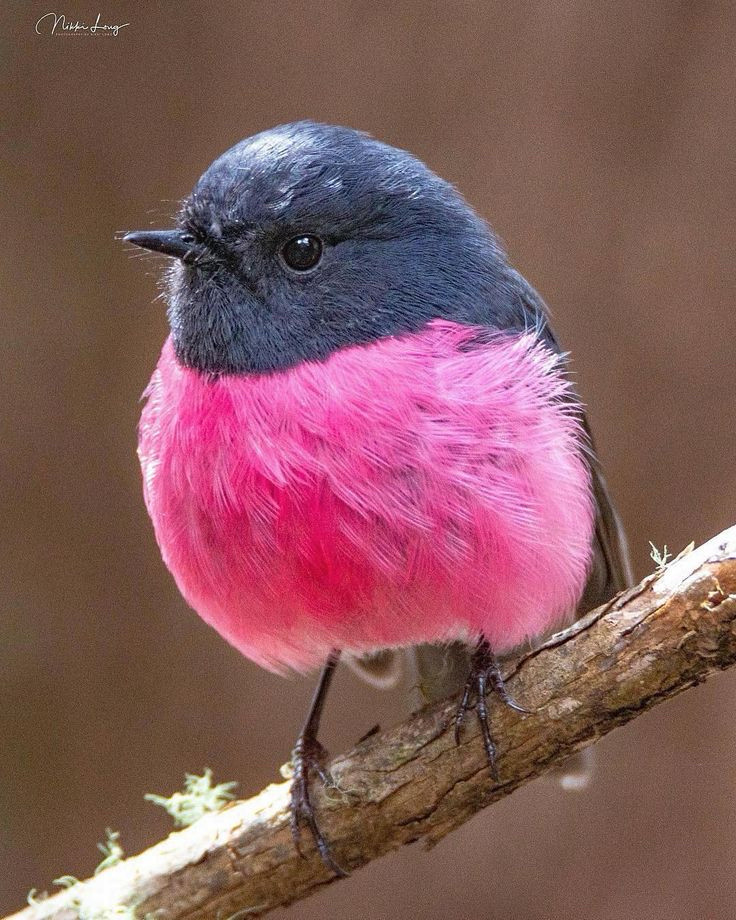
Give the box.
[125,121,529,375]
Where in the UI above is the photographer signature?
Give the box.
[35,12,129,36]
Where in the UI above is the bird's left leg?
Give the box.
[454,636,528,781]
[290,649,347,877]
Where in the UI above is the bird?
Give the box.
[124,121,631,875]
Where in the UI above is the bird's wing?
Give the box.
[576,417,634,611]
[509,270,634,609]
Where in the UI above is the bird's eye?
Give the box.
[281,235,323,272]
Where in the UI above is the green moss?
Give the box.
[649,541,671,571]
[145,768,238,827]
[95,828,125,874]
[52,875,80,888]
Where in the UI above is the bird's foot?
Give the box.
[453,637,529,782]
[290,732,347,877]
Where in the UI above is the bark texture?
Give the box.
[10,526,736,920]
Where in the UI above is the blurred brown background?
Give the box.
[3,2,736,918]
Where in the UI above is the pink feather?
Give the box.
[138,320,595,673]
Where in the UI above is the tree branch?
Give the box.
[10,526,736,920]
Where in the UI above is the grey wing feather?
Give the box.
[512,271,634,609]
[577,418,634,612]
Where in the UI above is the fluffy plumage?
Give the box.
[139,319,594,672]
[126,122,631,867]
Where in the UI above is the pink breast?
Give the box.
[138,320,595,673]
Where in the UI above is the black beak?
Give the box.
[123,229,195,260]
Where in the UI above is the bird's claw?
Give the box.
[289,734,348,878]
[453,638,528,782]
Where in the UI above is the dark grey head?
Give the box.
[125,121,542,375]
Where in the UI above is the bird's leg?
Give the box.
[290,649,347,877]
[454,636,529,782]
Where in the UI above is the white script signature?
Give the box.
[35,12,130,36]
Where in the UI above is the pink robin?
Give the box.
[124,121,630,875]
